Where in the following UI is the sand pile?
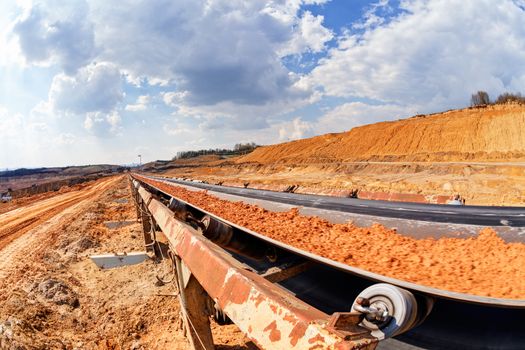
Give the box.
[238,104,525,164]
[139,177,525,299]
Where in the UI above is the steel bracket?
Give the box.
[326,312,371,340]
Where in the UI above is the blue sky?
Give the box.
[1,0,525,168]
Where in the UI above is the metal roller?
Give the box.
[168,198,189,222]
[352,283,420,340]
[200,215,268,261]
[201,215,234,246]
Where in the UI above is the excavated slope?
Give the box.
[239,104,525,164]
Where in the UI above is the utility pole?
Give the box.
[138,154,142,167]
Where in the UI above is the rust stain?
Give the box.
[283,313,296,323]
[251,293,265,308]
[288,322,307,347]
[263,320,281,342]
[308,345,324,350]
[171,226,254,307]
[308,334,326,344]
[223,275,251,305]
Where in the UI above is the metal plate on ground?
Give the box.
[104,220,136,229]
[90,252,149,269]
[114,198,129,204]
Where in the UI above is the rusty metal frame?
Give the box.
[131,177,378,349]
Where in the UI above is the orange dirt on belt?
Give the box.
[138,176,525,300]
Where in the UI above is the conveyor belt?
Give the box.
[142,175,525,308]
[152,176,525,227]
[135,175,525,350]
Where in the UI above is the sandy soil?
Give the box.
[0,175,250,349]
[138,176,525,300]
[238,104,525,164]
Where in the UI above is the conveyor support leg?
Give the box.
[140,201,155,252]
[176,257,215,350]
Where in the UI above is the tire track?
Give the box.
[0,176,121,281]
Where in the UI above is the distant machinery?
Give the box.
[1,191,12,203]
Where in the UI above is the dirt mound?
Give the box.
[238,104,525,164]
[33,278,80,307]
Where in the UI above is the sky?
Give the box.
[1,0,525,168]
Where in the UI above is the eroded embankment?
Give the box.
[138,176,525,300]
[237,104,525,164]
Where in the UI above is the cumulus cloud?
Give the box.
[352,0,393,31]
[54,133,76,145]
[84,111,121,136]
[49,62,123,115]
[163,123,192,136]
[279,11,333,56]
[8,0,334,136]
[306,0,525,111]
[12,1,96,74]
[89,0,328,107]
[125,95,150,112]
[278,117,314,141]
[37,62,125,138]
[162,91,189,109]
[0,107,24,137]
[7,0,339,139]
[314,102,415,134]
[172,93,319,131]
[274,102,411,143]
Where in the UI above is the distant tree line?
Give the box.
[173,142,258,160]
[0,167,54,178]
[470,90,525,107]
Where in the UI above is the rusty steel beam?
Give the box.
[134,178,378,350]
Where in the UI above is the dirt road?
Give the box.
[0,177,118,251]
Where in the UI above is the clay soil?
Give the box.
[238,104,525,164]
[138,176,525,300]
[0,175,251,349]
